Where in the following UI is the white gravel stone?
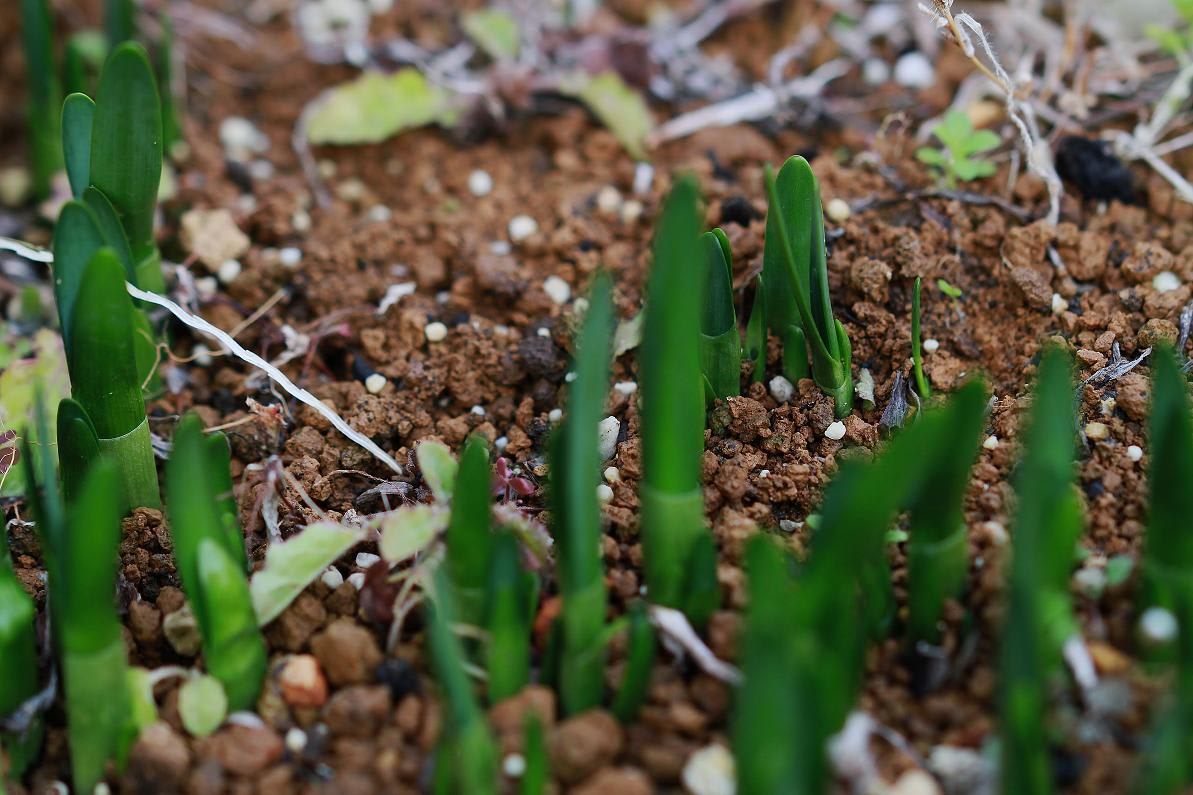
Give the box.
[620,199,644,224]
[598,416,621,460]
[320,567,344,589]
[825,198,851,223]
[248,159,275,181]
[468,169,493,197]
[367,204,391,223]
[1141,606,1178,644]
[543,276,572,305]
[219,116,269,159]
[424,322,448,343]
[564,372,578,383]
[862,57,891,85]
[494,436,509,451]
[1127,444,1144,462]
[508,214,538,242]
[1051,292,1067,315]
[1084,421,1109,441]
[633,162,654,195]
[217,259,242,284]
[1153,270,1181,292]
[681,744,735,795]
[195,276,218,299]
[825,420,847,441]
[614,381,638,396]
[856,368,875,404]
[346,572,366,590]
[922,338,940,353]
[285,728,308,754]
[365,373,387,394]
[355,552,381,569]
[470,405,486,416]
[192,344,213,368]
[894,51,935,88]
[769,375,795,403]
[291,210,312,233]
[502,753,526,778]
[596,484,614,503]
[279,247,303,267]
[548,408,563,423]
[596,186,623,215]
[983,435,999,450]
[603,466,621,483]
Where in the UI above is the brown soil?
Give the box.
[4,1,1193,794]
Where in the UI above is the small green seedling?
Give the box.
[916,110,1000,186]
[744,275,766,383]
[1,531,41,781]
[445,436,495,627]
[937,278,963,299]
[483,531,535,704]
[763,156,853,416]
[911,277,931,400]
[549,273,614,714]
[428,572,499,795]
[19,0,63,200]
[700,229,741,402]
[639,176,718,625]
[999,346,1081,795]
[167,414,265,710]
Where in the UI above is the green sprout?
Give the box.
[610,601,657,723]
[167,414,265,711]
[743,275,766,383]
[549,272,613,714]
[911,276,931,400]
[937,278,963,299]
[445,436,495,627]
[19,0,63,200]
[428,572,499,795]
[52,245,160,511]
[763,156,853,417]
[483,531,535,704]
[1,531,41,782]
[700,228,741,402]
[104,0,138,47]
[90,42,165,293]
[520,716,548,795]
[23,412,135,793]
[62,93,96,200]
[999,346,1081,795]
[56,397,99,504]
[639,175,718,625]
[900,380,987,644]
[916,109,1000,186]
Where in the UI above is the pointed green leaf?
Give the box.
[51,200,106,351]
[560,72,653,160]
[378,504,447,563]
[306,69,458,145]
[20,0,63,198]
[250,521,363,625]
[62,93,96,199]
[417,440,459,502]
[56,397,100,505]
[461,9,520,60]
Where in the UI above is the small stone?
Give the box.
[922,338,940,353]
[983,435,999,450]
[620,200,644,224]
[543,276,571,305]
[195,276,218,299]
[1140,606,1178,645]
[0,166,31,208]
[1084,421,1109,441]
[310,618,383,686]
[471,405,486,416]
[322,685,392,738]
[320,567,344,589]
[219,117,269,159]
[279,247,303,267]
[425,322,448,343]
[503,753,526,777]
[596,186,623,215]
[768,375,795,403]
[1127,445,1143,462]
[284,727,306,754]
[862,58,891,85]
[548,710,624,784]
[346,572,366,590]
[633,162,654,194]
[682,745,735,795]
[856,368,875,404]
[278,655,329,708]
[888,769,942,795]
[1153,271,1181,292]
[206,724,283,777]
[163,604,201,656]
[825,198,851,223]
[596,484,614,503]
[192,344,213,367]
[824,421,846,441]
[1073,566,1107,599]
[548,408,563,423]
[895,51,934,88]
[366,205,391,223]
[467,170,493,197]
[355,552,381,569]
[291,210,312,233]
[603,466,621,483]
[495,436,509,451]
[1051,293,1067,315]
[508,214,538,242]
[123,722,192,792]
[364,373,387,394]
[180,208,251,269]
[613,381,638,396]
[928,746,993,795]
[572,768,653,795]
[597,416,621,460]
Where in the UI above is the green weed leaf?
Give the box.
[461,9,520,60]
[178,675,227,737]
[378,505,446,563]
[250,521,364,625]
[306,69,459,145]
[417,440,458,502]
[560,72,653,160]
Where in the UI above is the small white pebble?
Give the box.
[1141,607,1179,645]
[573,297,589,315]
[490,240,512,256]
[596,185,623,215]
[633,162,654,195]
[1084,421,1109,441]
[982,435,999,450]
[367,205,392,223]
[508,214,538,242]
[536,327,551,338]
[436,291,451,304]
[1127,444,1143,462]
[1051,293,1067,315]
[502,753,527,778]
[564,372,578,383]
[856,368,876,404]
[192,344,213,368]
[346,572,366,590]
[425,322,448,343]
[248,159,274,181]
[922,338,940,353]
[769,375,795,404]
[620,199,644,224]
[596,484,614,503]
[279,247,303,268]
[1100,397,1117,416]
[291,210,312,233]
[825,421,847,441]
[320,567,344,590]
[548,408,563,423]
[862,58,891,85]
[364,373,387,394]
[219,116,269,159]
[195,276,218,299]
[894,51,935,88]
[758,469,770,478]
[337,178,366,203]
[494,436,509,452]
[468,169,493,197]
[285,727,308,753]
[1154,271,1181,293]
[825,198,851,223]
[470,405,485,417]
[779,519,798,534]
[543,275,572,305]
[613,381,638,396]
[235,194,257,214]
[682,744,736,795]
[355,552,381,569]
[217,259,242,284]
[598,416,621,460]
[603,466,621,483]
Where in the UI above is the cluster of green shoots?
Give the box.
[916,109,1000,187]
[20,0,181,202]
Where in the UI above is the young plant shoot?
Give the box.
[639,176,718,625]
[911,276,931,400]
[445,435,495,627]
[744,275,766,383]
[167,414,265,710]
[1,532,41,781]
[700,228,741,402]
[610,601,657,723]
[19,0,63,200]
[90,43,166,293]
[549,273,613,714]
[1000,346,1081,795]
[763,156,853,416]
[483,531,534,704]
